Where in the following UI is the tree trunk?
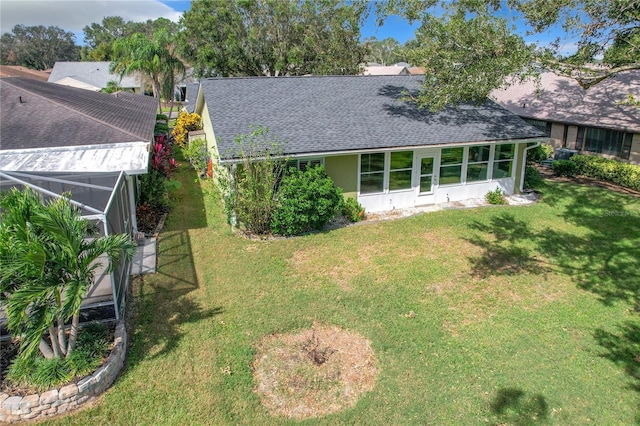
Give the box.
[39,338,55,359]
[57,315,67,356]
[48,324,61,358]
[66,313,80,356]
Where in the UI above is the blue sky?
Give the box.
[0,0,578,55]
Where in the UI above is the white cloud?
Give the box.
[0,0,183,43]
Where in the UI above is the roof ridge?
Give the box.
[3,78,153,141]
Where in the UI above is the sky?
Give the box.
[0,0,577,55]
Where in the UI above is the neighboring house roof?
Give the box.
[200,75,545,161]
[408,66,425,75]
[0,65,50,81]
[183,81,200,113]
[491,71,640,133]
[48,61,140,91]
[363,65,410,76]
[0,77,158,174]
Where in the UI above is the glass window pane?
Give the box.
[361,153,385,173]
[469,145,490,162]
[495,144,514,160]
[441,147,464,165]
[439,165,462,184]
[421,157,434,174]
[492,160,512,178]
[390,151,413,169]
[360,173,384,194]
[420,175,432,193]
[389,170,412,190]
[466,163,488,182]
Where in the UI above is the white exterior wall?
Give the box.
[357,143,521,213]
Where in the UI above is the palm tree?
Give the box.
[0,188,135,360]
[111,28,186,114]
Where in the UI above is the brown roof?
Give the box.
[491,71,640,133]
[0,77,158,151]
[0,65,50,81]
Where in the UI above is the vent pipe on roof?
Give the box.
[18,96,24,103]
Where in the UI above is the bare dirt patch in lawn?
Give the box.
[253,324,378,420]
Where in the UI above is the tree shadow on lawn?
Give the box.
[465,180,640,390]
[489,388,549,426]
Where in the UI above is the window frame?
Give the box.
[388,151,414,192]
[466,144,491,183]
[439,147,464,186]
[492,143,515,179]
[359,152,386,194]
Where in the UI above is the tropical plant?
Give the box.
[171,111,202,147]
[0,188,134,362]
[183,138,210,178]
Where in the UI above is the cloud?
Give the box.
[0,0,183,42]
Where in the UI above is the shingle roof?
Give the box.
[48,61,140,90]
[200,75,545,160]
[491,71,640,133]
[1,77,158,150]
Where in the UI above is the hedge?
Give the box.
[569,155,640,192]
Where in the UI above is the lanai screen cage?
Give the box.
[0,170,137,321]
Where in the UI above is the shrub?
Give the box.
[183,138,210,178]
[216,127,287,234]
[527,143,554,164]
[154,122,169,135]
[172,111,202,147]
[271,165,343,236]
[156,113,168,122]
[342,197,365,222]
[523,165,542,189]
[570,155,640,191]
[553,160,577,177]
[485,188,507,205]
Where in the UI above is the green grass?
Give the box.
[48,163,640,425]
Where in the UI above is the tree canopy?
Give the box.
[0,25,79,70]
[363,36,408,65]
[178,0,369,77]
[377,0,640,110]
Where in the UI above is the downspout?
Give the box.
[520,141,542,193]
[126,174,138,234]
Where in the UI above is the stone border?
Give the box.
[0,321,127,423]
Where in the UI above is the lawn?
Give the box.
[48,162,640,425]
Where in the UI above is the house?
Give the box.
[193,75,547,213]
[491,71,640,164]
[0,77,158,321]
[48,61,142,93]
[0,65,51,81]
[363,65,411,76]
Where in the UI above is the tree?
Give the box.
[111,27,186,109]
[178,0,368,77]
[363,36,405,65]
[0,25,79,70]
[376,0,640,110]
[0,188,135,361]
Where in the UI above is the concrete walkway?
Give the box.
[131,237,157,275]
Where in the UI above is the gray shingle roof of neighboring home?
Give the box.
[48,61,140,90]
[183,82,200,113]
[1,77,158,150]
[491,71,640,133]
[200,75,546,161]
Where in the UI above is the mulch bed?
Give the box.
[536,165,640,198]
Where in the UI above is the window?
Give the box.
[360,153,385,194]
[523,118,552,137]
[439,147,464,185]
[466,145,490,182]
[492,144,515,179]
[285,158,323,172]
[389,151,413,191]
[583,127,632,157]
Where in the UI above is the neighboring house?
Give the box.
[408,66,425,75]
[0,77,157,320]
[193,75,547,213]
[48,61,142,93]
[491,71,640,164]
[182,81,201,114]
[363,65,411,76]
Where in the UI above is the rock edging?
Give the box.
[0,321,127,423]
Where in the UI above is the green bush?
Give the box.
[570,155,640,191]
[485,188,507,205]
[527,143,554,164]
[154,122,170,135]
[342,197,365,222]
[271,165,343,236]
[183,138,210,178]
[156,113,168,122]
[523,165,543,189]
[552,160,577,177]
